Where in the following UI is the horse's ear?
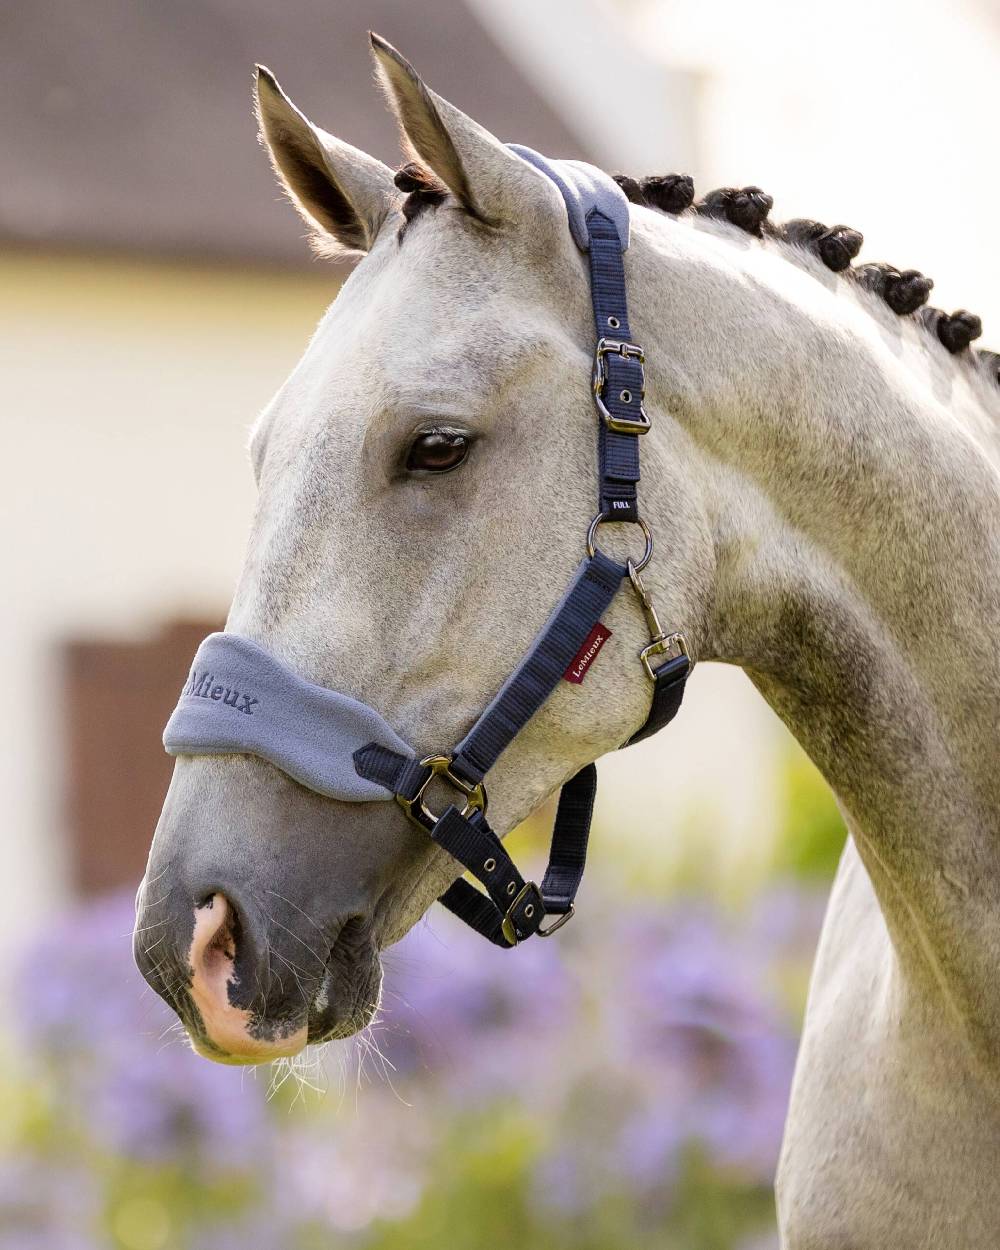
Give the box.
[255,66,397,257]
[369,33,538,225]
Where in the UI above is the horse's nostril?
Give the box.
[183,890,307,1064]
[190,892,239,977]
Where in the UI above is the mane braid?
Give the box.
[613,168,995,387]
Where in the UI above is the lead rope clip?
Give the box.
[627,558,690,681]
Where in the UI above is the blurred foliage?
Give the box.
[0,872,828,1250]
[770,748,847,883]
[0,749,843,1249]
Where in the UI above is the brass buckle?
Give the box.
[501,881,542,946]
[640,632,690,682]
[395,754,487,833]
[592,338,651,435]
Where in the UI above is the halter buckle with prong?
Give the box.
[501,881,545,946]
[592,338,652,435]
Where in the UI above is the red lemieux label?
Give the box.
[563,623,613,684]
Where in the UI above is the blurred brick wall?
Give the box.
[63,620,219,895]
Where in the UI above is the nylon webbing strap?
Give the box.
[433,807,542,945]
[438,878,514,947]
[450,551,626,785]
[538,762,597,912]
[433,762,598,946]
[353,754,601,948]
[352,743,429,798]
[623,654,689,747]
[588,210,645,522]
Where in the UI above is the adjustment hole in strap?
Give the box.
[483,857,497,873]
[506,881,517,896]
[620,390,632,404]
[524,903,535,918]
[607,315,621,329]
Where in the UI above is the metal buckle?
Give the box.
[501,881,542,946]
[395,754,487,833]
[587,513,653,572]
[592,338,651,435]
[639,632,690,682]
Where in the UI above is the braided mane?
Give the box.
[394,161,998,390]
[613,172,999,390]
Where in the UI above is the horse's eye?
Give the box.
[406,430,470,474]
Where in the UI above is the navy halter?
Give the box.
[164,148,691,948]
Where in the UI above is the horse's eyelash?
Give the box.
[413,424,472,440]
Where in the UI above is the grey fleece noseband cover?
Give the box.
[163,633,413,802]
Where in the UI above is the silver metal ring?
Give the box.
[586,514,653,572]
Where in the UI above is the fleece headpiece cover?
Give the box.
[507,145,631,251]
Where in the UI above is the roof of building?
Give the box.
[1,0,591,268]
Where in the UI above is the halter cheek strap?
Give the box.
[163,150,691,949]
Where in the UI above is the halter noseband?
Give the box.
[163,148,691,948]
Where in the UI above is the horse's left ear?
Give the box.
[369,32,541,225]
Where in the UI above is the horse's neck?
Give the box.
[633,210,1000,1045]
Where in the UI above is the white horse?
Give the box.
[135,35,1000,1247]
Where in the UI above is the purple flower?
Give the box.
[14,889,272,1168]
[378,910,577,1106]
[5,878,821,1244]
[0,1157,100,1250]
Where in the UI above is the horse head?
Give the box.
[133,35,714,1063]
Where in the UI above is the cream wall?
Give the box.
[1,255,333,949]
[1,249,789,953]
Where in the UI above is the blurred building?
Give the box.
[7,0,997,954]
[0,0,607,950]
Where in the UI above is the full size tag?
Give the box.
[563,623,612,684]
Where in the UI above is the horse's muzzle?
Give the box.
[133,755,421,1064]
[134,878,382,1064]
